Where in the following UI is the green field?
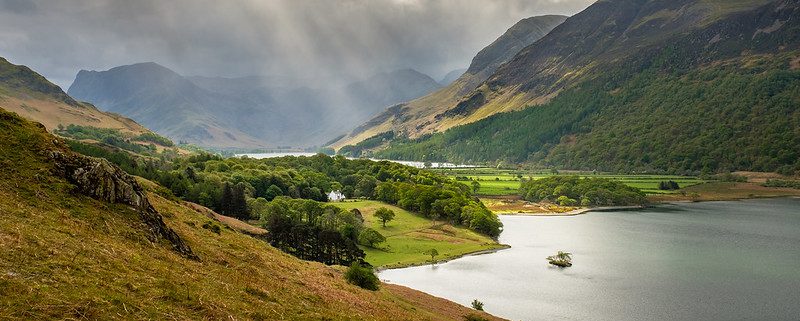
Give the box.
[436,168,706,196]
[332,201,504,268]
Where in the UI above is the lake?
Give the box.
[236,153,475,168]
[379,198,800,321]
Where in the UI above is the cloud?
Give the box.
[0,0,594,89]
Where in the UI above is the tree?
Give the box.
[345,263,380,291]
[374,207,395,228]
[423,248,439,263]
[354,177,378,198]
[556,195,577,206]
[357,228,386,248]
[231,182,250,219]
[471,181,481,193]
[220,182,234,215]
[264,184,283,201]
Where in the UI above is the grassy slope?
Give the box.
[0,57,150,136]
[0,111,503,321]
[332,201,505,268]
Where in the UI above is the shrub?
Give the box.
[658,180,680,190]
[345,263,379,291]
[202,221,221,234]
[463,313,489,321]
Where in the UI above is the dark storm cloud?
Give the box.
[0,0,594,89]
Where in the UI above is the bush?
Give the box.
[202,221,222,234]
[463,314,489,321]
[345,263,379,291]
[658,180,680,190]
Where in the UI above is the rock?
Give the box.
[49,150,198,260]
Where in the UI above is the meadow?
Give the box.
[435,168,706,196]
[332,201,505,268]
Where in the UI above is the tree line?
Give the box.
[63,146,504,264]
[520,176,647,207]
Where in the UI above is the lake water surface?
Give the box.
[380,198,800,321]
[236,153,475,168]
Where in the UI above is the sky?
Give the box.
[0,0,594,89]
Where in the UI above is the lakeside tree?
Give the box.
[374,207,396,227]
[345,263,380,291]
[423,248,439,263]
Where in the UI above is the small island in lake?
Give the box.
[547,251,573,267]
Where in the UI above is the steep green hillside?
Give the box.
[0,110,503,320]
[333,15,567,148]
[371,0,800,175]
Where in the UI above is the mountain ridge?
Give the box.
[369,0,800,175]
[331,14,569,148]
[0,57,152,137]
[69,63,442,148]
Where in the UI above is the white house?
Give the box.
[327,190,346,202]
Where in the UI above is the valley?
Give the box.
[2,0,799,320]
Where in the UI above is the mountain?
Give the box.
[367,0,800,175]
[346,68,442,115]
[0,108,503,320]
[0,57,149,136]
[439,68,467,86]
[68,63,268,148]
[69,64,442,149]
[332,15,568,148]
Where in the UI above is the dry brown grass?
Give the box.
[0,97,148,134]
[649,182,800,202]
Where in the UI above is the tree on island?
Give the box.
[546,251,573,267]
[423,248,439,264]
[471,299,484,311]
[374,207,395,227]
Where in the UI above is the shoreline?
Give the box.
[500,196,800,217]
[376,244,511,272]
[500,205,648,217]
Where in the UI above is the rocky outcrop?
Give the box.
[50,150,198,260]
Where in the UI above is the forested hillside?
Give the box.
[332,15,567,148]
[367,0,800,175]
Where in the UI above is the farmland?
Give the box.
[435,168,706,196]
